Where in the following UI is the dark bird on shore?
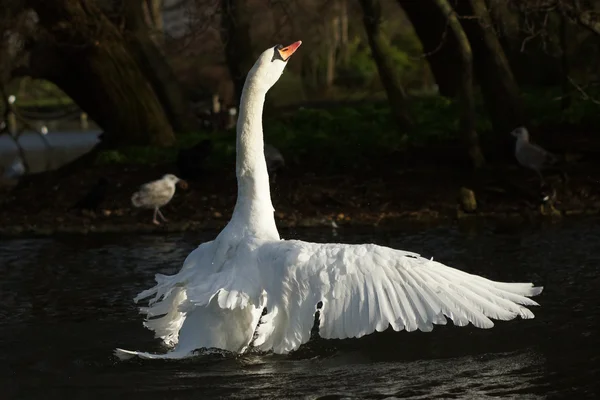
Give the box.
[510,127,558,183]
[70,177,109,212]
[265,143,285,183]
[176,139,213,181]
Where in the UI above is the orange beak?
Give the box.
[278,40,302,61]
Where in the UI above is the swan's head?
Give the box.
[510,126,529,141]
[247,41,302,92]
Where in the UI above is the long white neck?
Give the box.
[230,76,279,238]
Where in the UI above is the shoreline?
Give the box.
[1,161,599,239]
[1,207,596,239]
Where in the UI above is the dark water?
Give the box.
[1,220,599,399]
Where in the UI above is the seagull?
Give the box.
[131,174,187,225]
[115,41,542,360]
[510,127,557,183]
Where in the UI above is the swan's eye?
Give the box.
[272,45,284,62]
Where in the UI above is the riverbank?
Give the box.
[1,158,599,238]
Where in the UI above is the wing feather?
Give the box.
[257,240,543,354]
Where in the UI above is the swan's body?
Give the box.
[131,174,185,225]
[116,42,543,360]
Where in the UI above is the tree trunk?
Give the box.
[221,0,254,106]
[560,12,571,110]
[359,0,412,129]
[124,1,197,134]
[325,12,339,92]
[144,0,164,45]
[339,0,349,65]
[28,0,175,147]
[397,0,462,97]
[432,0,485,168]
[455,0,527,142]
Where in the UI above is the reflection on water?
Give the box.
[1,220,599,399]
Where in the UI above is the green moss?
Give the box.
[7,78,74,107]
[95,131,236,166]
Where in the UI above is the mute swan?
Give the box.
[116,41,543,360]
[131,174,187,225]
[511,127,557,182]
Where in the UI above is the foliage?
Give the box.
[335,38,378,87]
[267,72,307,106]
[94,100,450,169]
[522,86,600,127]
[95,85,600,171]
[335,35,425,90]
[95,131,236,167]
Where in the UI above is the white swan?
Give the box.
[115,41,543,360]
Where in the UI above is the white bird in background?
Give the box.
[116,41,543,360]
[511,126,557,182]
[131,174,187,225]
[40,126,48,135]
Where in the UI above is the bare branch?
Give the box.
[568,76,600,106]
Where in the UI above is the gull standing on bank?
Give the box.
[511,126,557,182]
[131,174,187,225]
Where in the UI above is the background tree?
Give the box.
[21,0,176,147]
[220,0,254,106]
[455,0,527,143]
[123,0,197,134]
[358,0,411,129]
[432,0,485,168]
[397,0,462,97]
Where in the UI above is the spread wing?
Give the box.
[255,240,543,354]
